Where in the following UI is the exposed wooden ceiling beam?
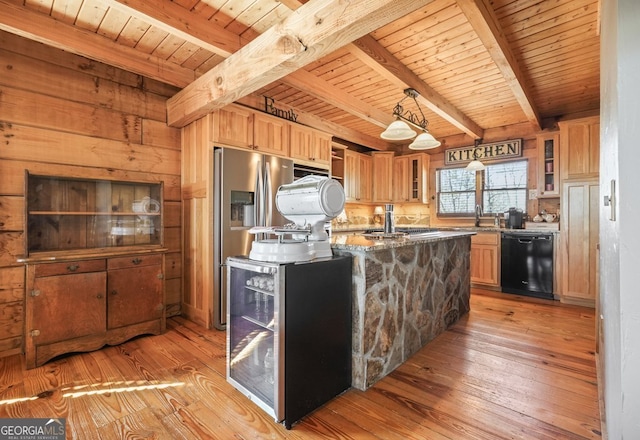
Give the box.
[105,0,242,57]
[351,35,485,139]
[456,0,541,131]
[166,0,435,127]
[0,0,195,88]
[108,0,393,132]
[110,0,396,143]
[282,70,394,129]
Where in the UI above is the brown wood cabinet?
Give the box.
[372,152,394,203]
[559,116,600,180]
[536,131,560,197]
[393,153,430,203]
[212,105,254,149]
[470,232,500,288]
[212,104,290,156]
[560,179,599,306]
[107,254,164,329]
[344,150,373,203]
[290,124,332,167]
[343,150,372,203]
[253,112,290,156]
[25,252,165,368]
[557,116,599,307]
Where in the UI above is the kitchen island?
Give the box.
[331,231,474,390]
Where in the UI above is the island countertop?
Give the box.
[330,230,475,251]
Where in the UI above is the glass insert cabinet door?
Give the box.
[25,173,163,254]
[226,257,283,421]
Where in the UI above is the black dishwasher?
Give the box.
[501,232,554,299]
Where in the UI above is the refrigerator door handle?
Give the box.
[255,163,264,228]
[264,163,273,227]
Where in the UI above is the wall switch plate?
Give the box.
[529,189,538,200]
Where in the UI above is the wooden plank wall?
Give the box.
[0,31,183,358]
[181,115,214,329]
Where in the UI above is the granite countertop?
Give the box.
[330,230,475,251]
[332,224,559,234]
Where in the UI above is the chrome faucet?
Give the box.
[384,204,395,234]
[475,204,483,227]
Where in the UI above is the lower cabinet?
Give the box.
[25,252,165,368]
[560,179,599,306]
[470,232,500,288]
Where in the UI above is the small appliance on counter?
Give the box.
[248,175,345,263]
[504,207,524,229]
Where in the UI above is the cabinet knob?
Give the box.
[132,258,142,265]
[97,294,103,299]
[111,290,118,296]
[67,265,79,272]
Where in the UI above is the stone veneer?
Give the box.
[332,234,471,390]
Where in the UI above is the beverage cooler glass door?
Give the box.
[226,257,283,421]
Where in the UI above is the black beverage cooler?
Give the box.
[226,255,352,429]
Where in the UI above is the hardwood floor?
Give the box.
[0,289,601,439]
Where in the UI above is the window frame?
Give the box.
[436,158,529,217]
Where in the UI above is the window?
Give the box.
[437,167,476,215]
[437,160,528,215]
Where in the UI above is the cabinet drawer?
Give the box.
[108,254,163,270]
[34,259,106,277]
[471,232,499,246]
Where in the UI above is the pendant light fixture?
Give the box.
[380,88,441,149]
[465,139,486,171]
[409,132,441,150]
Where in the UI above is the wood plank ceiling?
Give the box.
[0,0,601,151]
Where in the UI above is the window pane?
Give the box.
[483,189,527,213]
[485,161,527,189]
[438,168,475,191]
[437,167,476,214]
[439,192,476,214]
[483,160,528,213]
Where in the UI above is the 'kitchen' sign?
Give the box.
[445,139,522,166]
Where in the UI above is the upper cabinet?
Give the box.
[372,152,394,203]
[212,104,336,166]
[252,112,290,156]
[26,173,163,255]
[393,153,430,203]
[290,124,332,168]
[212,105,254,149]
[343,150,372,203]
[536,131,560,197]
[559,116,600,180]
[212,104,290,156]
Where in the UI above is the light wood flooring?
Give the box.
[0,289,601,439]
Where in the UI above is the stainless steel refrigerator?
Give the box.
[213,147,294,330]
